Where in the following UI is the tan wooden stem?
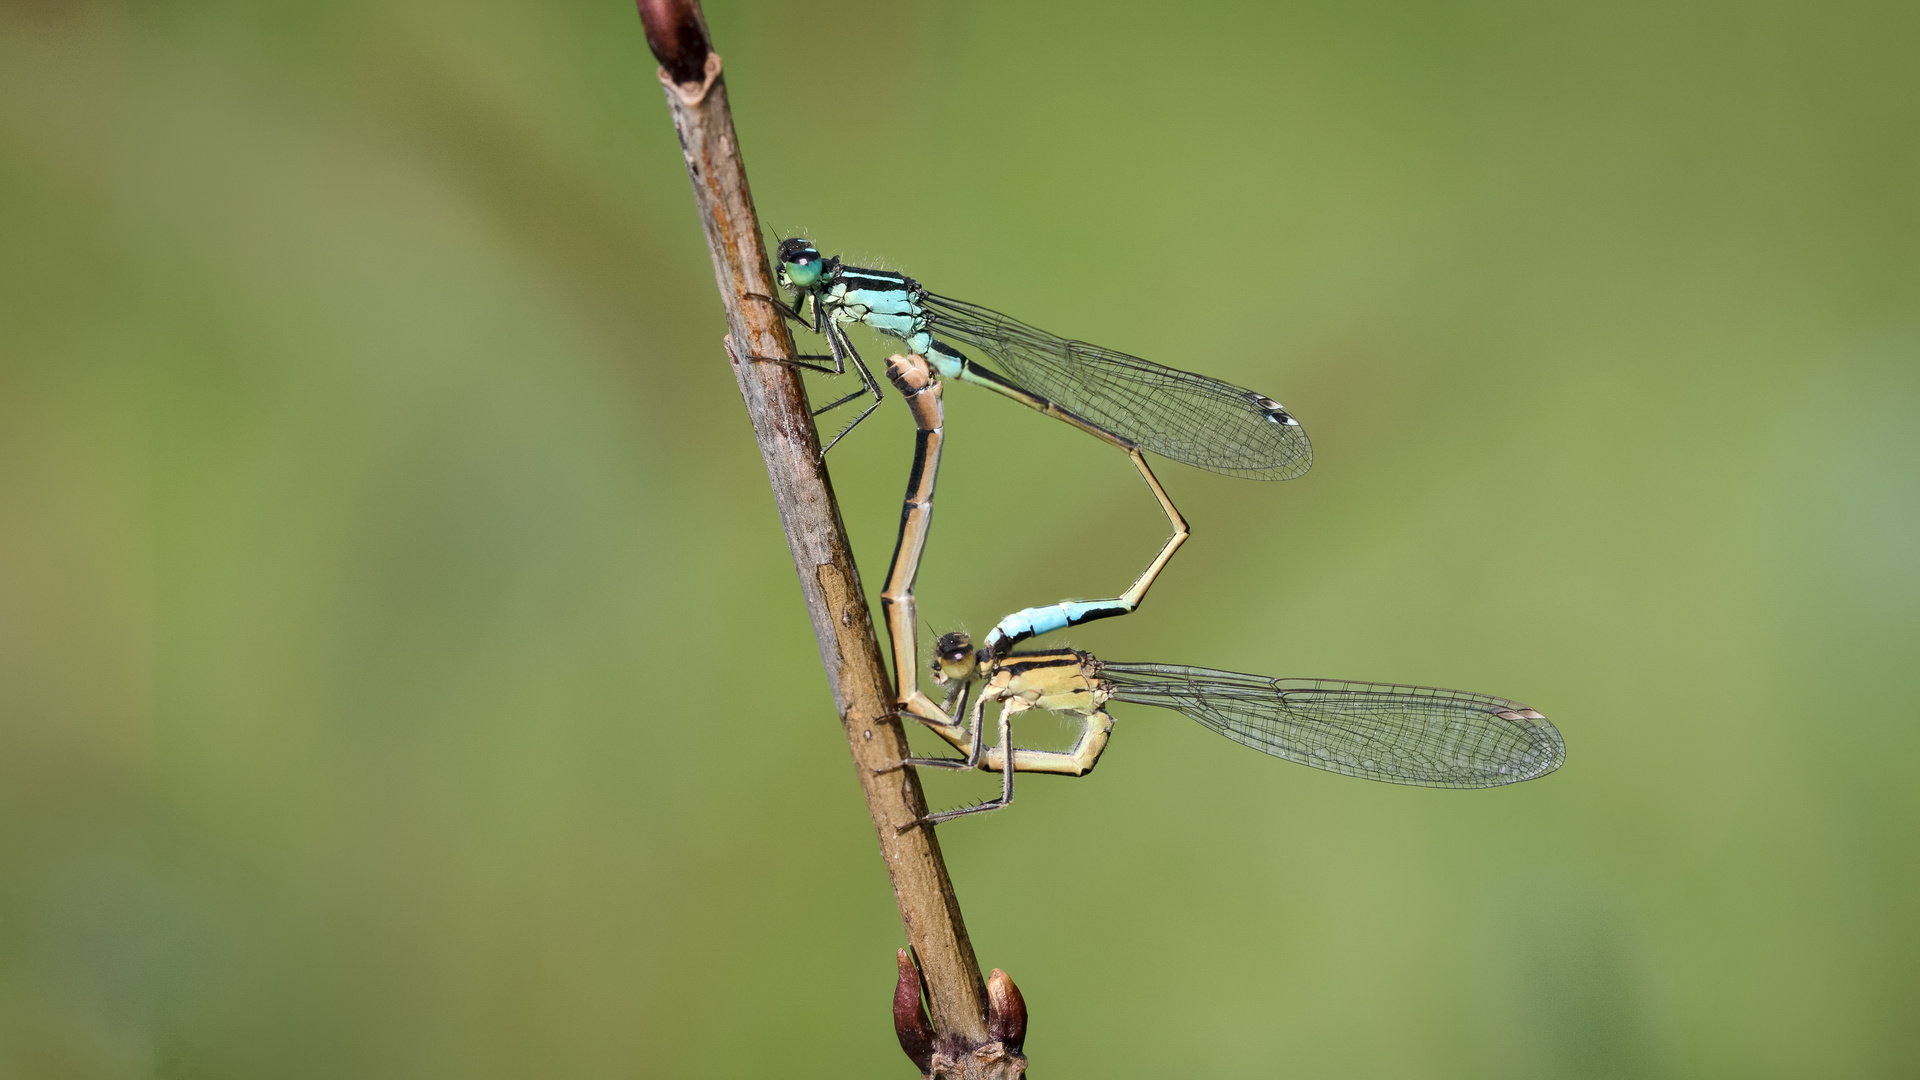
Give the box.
[649,40,1018,1071]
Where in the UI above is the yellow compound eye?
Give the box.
[931,631,980,684]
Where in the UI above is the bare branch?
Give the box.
[636,4,1026,1074]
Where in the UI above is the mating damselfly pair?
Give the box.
[757,238,1563,826]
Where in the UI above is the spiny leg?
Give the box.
[879,682,978,774]
[890,698,1118,787]
[981,709,1115,778]
[737,293,884,441]
[981,448,1192,655]
[913,702,1019,827]
[815,324,885,454]
[769,355,844,376]
[743,288,814,331]
[785,289,817,332]
[809,321,876,416]
[881,674,975,766]
[741,291,842,374]
[941,675,968,720]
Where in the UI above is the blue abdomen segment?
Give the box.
[926,339,964,376]
[984,599,1128,655]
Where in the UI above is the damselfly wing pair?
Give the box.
[756,239,1563,825]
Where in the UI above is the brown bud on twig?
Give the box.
[635,0,710,85]
[893,949,936,1076]
[985,968,1028,1051]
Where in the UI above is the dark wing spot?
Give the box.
[1250,394,1299,426]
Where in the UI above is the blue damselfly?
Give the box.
[758,239,1312,664]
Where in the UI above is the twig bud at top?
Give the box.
[893,949,937,1076]
[986,968,1028,1051]
[635,0,710,85]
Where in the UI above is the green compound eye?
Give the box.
[776,238,822,288]
[783,257,822,289]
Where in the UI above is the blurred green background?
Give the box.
[3,0,1916,1076]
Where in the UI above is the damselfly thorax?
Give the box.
[973,648,1112,720]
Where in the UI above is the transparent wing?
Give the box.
[922,292,1312,480]
[1097,663,1564,788]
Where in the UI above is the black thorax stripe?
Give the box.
[998,650,1087,679]
[837,265,918,292]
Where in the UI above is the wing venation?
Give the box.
[1096,662,1564,788]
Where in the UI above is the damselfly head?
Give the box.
[776,238,825,289]
[930,631,980,685]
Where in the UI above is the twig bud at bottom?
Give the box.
[986,968,1028,1050]
[893,949,937,1076]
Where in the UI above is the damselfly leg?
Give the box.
[811,322,885,452]
[742,288,814,331]
[911,699,1015,827]
[877,680,978,773]
[890,633,1120,828]
[741,290,835,372]
[740,289,887,452]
